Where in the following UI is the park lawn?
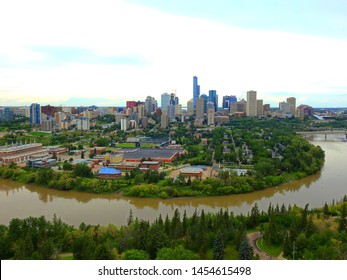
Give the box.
[116,143,155,148]
[29,131,51,137]
[256,239,283,257]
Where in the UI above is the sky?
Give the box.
[0,0,347,108]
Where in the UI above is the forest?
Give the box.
[1,198,346,260]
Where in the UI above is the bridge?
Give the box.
[296,130,347,140]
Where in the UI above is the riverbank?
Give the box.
[0,161,323,199]
[1,199,346,260]
[0,139,345,227]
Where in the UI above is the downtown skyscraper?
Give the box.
[222,95,237,109]
[30,103,41,126]
[208,90,218,112]
[161,92,170,112]
[246,90,257,117]
[193,76,200,109]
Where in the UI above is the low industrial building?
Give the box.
[26,158,57,168]
[113,162,140,171]
[122,148,184,163]
[0,143,49,165]
[139,161,160,170]
[179,167,203,178]
[47,146,68,154]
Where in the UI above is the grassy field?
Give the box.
[116,143,155,148]
[29,131,52,137]
[256,239,283,257]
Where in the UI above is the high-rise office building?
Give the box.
[161,112,169,129]
[222,95,237,109]
[169,93,176,106]
[120,117,129,131]
[208,90,218,112]
[145,96,157,114]
[287,97,296,116]
[167,104,176,121]
[175,104,182,117]
[246,91,257,117]
[230,99,247,115]
[187,99,194,115]
[161,93,170,112]
[207,101,214,111]
[257,99,264,117]
[76,118,90,131]
[279,101,291,113]
[207,108,215,126]
[3,107,14,121]
[193,76,200,109]
[175,96,179,106]
[126,101,137,109]
[137,103,145,119]
[41,105,56,117]
[30,103,41,125]
[200,94,208,113]
[196,97,205,119]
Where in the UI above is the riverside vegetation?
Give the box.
[1,198,346,260]
[0,119,325,198]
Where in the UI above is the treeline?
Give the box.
[1,199,347,260]
[0,163,287,198]
[0,164,128,193]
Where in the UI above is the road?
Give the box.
[246,232,286,260]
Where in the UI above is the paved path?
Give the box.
[246,232,286,260]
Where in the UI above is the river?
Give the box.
[1,135,346,226]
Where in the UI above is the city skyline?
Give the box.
[1,0,347,108]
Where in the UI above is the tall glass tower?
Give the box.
[161,92,170,112]
[193,76,200,109]
[208,90,218,112]
[30,103,41,125]
[222,95,237,109]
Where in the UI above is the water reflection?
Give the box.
[0,170,322,209]
[0,137,346,226]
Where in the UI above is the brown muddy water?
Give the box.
[1,135,346,226]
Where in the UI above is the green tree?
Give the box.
[238,236,253,260]
[254,158,275,178]
[156,245,198,260]
[73,163,93,178]
[212,232,224,260]
[127,209,134,226]
[122,249,150,260]
[72,235,97,260]
[323,202,329,218]
[300,204,309,231]
[62,161,73,171]
[249,203,260,227]
[338,203,347,232]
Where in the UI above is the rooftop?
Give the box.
[180,167,203,174]
[0,143,42,152]
[123,148,183,160]
[141,161,160,165]
[98,167,122,175]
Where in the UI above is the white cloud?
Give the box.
[1,0,347,107]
